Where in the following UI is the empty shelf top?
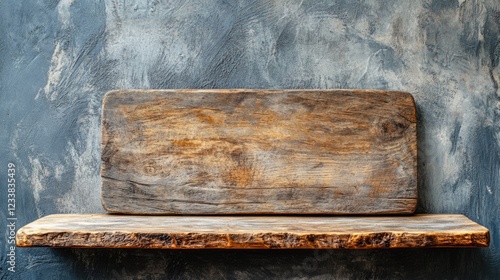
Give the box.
[16,214,489,249]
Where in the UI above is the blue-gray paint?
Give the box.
[1,0,499,279]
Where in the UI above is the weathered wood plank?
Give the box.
[101,89,417,214]
[16,214,489,249]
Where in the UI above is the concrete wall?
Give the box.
[1,0,499,279]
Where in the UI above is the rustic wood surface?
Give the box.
[101,89,417,214]
[16,214,489,249]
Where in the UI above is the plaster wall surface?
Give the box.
[1,0,499,279]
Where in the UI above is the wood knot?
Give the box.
[379,119,409,141]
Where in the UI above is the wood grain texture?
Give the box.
[16,214,489,249]
[101,89,417,214]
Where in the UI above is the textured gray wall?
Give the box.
[1,0,499,279]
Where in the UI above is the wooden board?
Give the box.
[101,89,417,214]
[16,214,489,249]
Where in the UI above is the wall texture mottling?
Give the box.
[1,0,499,279]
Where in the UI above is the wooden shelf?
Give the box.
[16,214,489,249]
[16,91,490,251]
